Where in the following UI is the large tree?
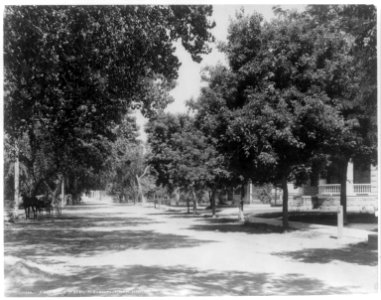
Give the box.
[217,8,357,228]
[4,5,215,202]
[305,5,377,222]
[189,64,248,220]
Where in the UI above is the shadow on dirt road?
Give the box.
[4,202,378,296]
[5,263,351,296]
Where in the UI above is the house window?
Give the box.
[353,160,371,184]
[326,161,341,184]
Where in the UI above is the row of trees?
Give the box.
[147,5,377,227]
[146,113,229,214]
[3,5,215,215]
[4,5,377,227]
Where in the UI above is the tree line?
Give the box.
[147,5,377,227]
[3,5,376,227]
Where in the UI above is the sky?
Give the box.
[166,5,276,114]
[136,4,306,142]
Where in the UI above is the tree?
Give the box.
[3,134,31,205]
[103,114,146,204]
[217,8,355,228]
[224,91,343,228]
[147,113,220,213]
[4,5,215,138]
[305,5,377,223]
[3,5,215,207]
[189,64,245,220]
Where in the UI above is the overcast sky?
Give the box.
[135,4,306,141]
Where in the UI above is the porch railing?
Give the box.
[318,184,341,195]
[353,184,372,194]
[318,183,372,195]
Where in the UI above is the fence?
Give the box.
[318,183,372,195]
[353,184,372,194]
[318,184,341,195]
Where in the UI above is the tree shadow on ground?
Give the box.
[189,220,287,234]
[11,203,137,223]
[147,211,206,219]
[5,227,215,259]
[204,217,241,223]
[63,204,107,210]
[275,242,378,266]
[5,211,215,260]
[5,264,354,296]
[255,211,378,226]
[6,214,162,230]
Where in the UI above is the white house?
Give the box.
[283,160,378,212]
[239,159,378,213]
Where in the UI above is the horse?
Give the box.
[20,194,38,219]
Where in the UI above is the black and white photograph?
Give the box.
[1,1,379,297]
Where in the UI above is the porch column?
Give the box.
[346,159,354,195]
[317,176,326,195]
[371,164,378,195]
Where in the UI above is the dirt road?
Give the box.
[4,198,378,296]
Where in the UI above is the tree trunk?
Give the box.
[61,176,65,208]
[136,175,146,204]
[281,175,289,229]
[339,159,349,225]
[228,187,234,206]
[44,180,62,216]
[72,177,78,204]
[186,193,190,214]
[238,184,245,223]
[14,151,20,219]
[136,166,149,205]
[192,188,197,213]
[175,188,180,206]
[211,188,217,217]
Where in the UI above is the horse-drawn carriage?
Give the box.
[19,194,54,219]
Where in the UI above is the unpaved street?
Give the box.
[4,198,378,296]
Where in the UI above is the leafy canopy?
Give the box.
[3,5,215,197]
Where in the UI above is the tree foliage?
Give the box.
[305,5,377,221]
[147,112,224,212]
[103,114,146,203]
[3,5,215,201]
[196,6,375,227]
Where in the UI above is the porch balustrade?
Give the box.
[318,184,341,195]
[353,184,372,194]
[318,183,372,195]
